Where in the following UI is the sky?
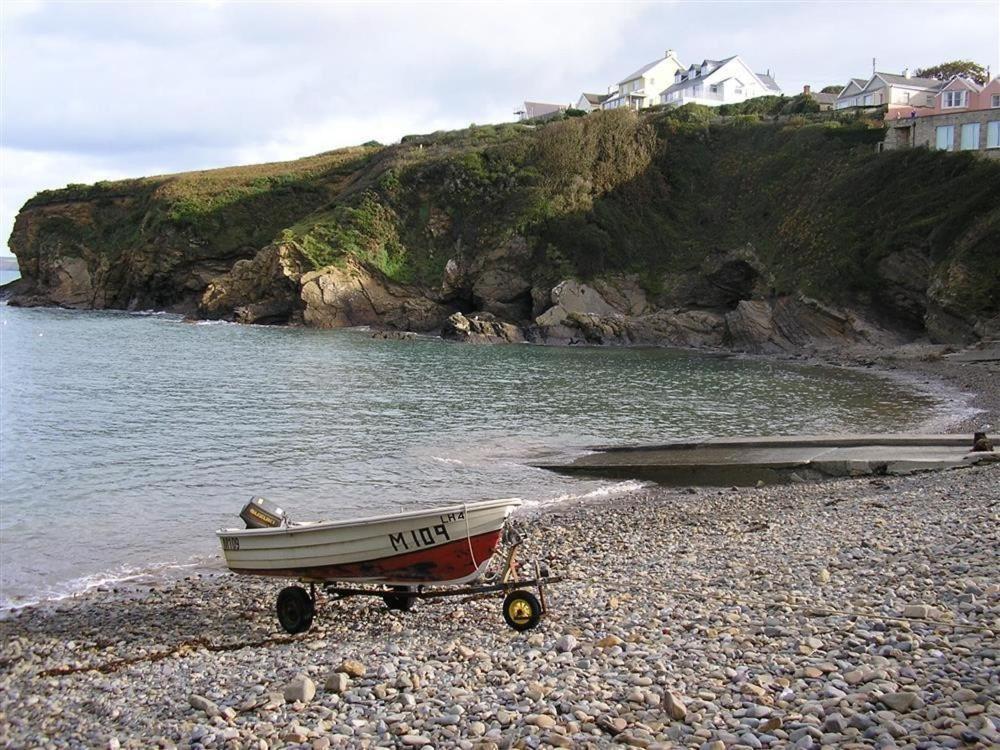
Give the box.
[2,0,999,257]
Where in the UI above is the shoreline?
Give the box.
[0,336,993,618]
[0,356,998,747]
[2,465,997,748]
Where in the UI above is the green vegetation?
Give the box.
[15,97,1000,322]
[915,60,989,85]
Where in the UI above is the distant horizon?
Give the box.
[3,0,999,258]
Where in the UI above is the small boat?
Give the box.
[217,497,522,585]
[217,496,558,634]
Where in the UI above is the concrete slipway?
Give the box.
[535,434,998,486]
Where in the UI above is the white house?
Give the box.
[834,71,943,113]
[658,56,781,107]
[603,50,685,111]
[575,91,612,112]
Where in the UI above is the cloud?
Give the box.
[2,0,998,255]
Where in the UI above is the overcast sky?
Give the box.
[2,0,999,257]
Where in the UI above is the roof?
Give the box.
[617,52,681,85]
[874,72,944,89]
[524,101,565,111]
[810,92,837,104]
[660,57,778,96]
[757,73,780,92]
[580,92,612,104]
[618,58,662,85]
[939,76,983,93]
[522,102,567,121]
[687,56,736,71]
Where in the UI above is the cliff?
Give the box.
[5,106,1000,352]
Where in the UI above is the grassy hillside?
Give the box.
[9,104,1000,332]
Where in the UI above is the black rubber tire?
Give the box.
[383,587,415,612]
[502,589,542,631]
[276,586,315,634]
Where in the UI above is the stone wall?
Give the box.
[886,109,1000,159]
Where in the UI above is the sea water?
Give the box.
[0,301,956,609]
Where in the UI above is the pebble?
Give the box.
[2,464,997,750]
[283,674,316,703]
[188,694,219,718]
[324,671,349,693]
[555,633,578,653]
[663,691,687,720]
[336,659,366,678]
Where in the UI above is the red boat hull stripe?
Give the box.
[231,530,503,583]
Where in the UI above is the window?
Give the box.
[992,95,1000,108]
[987,121,1000,149]
[710,85,718,93]
[935,125,955,150]
[863,94,874,105]
[735,87,744,95]
[960,122,980,150]
[943,90,967,108]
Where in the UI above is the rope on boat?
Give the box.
[462,503,479,575]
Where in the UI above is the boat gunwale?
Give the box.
[216,497,522,538]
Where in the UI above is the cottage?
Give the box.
[920,76,1000,117]
[658,55,781,107]
[886,107,1000,157]
[603,50,684,111]
[520,101,567,122]
[575,92,612,113]
[834,70,943,116]
[833,78,868,109]
[884,76,1000,157]
[803,85,836,111]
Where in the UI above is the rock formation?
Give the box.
[4,110,998,353]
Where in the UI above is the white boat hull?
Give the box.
[217,498,521,585]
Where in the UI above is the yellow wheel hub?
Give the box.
[507,598,533,624]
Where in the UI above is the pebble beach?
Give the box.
[1,357,998,749]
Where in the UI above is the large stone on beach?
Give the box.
[903,603,937,619]
[283,674,316,704]
[188,694,220,717]
[337,659,366,678]
[880,691,920,712]
[325,671,349,693]
[556,634,578,653]
[663,691,687,721]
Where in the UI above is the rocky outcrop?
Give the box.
[6,117,996,351]
[723,296,902,354]
[200,243,308,324]
[441,312,525,344]
[300,260,451,331]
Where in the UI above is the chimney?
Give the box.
[903,67,911,79]
[803,84,811,95]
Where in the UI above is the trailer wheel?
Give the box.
[276,586,314,634]
[502,590,542,631]
[383,587,415,612]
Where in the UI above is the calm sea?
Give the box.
[0,283,958,609]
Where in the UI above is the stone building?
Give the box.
[885,108,1000,159]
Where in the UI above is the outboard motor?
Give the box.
[240,497,288,529]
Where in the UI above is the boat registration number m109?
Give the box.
[389,521,453,552]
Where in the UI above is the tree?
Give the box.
[820,85,842,94]
[914,60,988,85]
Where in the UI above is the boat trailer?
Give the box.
[273,524,560,634]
